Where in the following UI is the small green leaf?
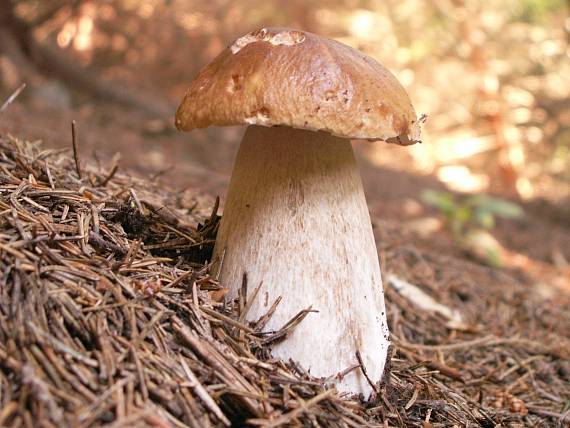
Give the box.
[455,205,472,223]
[481,196,524,218]
[474,208,495,229]
[420,189,456,214]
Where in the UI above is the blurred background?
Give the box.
[0,0,569,289]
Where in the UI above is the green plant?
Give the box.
[512,0,565,23]
[420,189,524,239]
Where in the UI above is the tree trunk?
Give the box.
[0,0,174,119]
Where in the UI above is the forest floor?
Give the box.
[0,96,569,427]
[3,98,569,285]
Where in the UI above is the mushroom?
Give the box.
[175,27,422,396]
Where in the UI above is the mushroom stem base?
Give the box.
[212,125,390,396]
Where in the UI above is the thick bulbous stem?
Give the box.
[212,125,390,395]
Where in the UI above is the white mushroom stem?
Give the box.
[212,125,390,396]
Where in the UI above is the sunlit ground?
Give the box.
[33,0,570,201]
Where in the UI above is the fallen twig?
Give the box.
[0,83,26,113]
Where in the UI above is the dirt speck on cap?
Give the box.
[230,28,306,54]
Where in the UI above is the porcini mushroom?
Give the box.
[176,27,422,396]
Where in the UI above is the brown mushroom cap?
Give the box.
[175,27,422,144]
